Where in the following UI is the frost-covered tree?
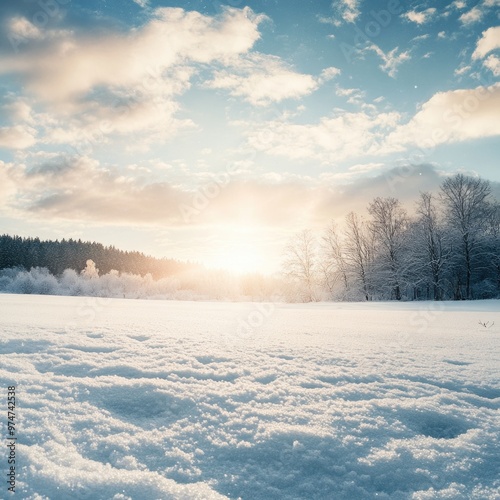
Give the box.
[412,192,449,300]
[282,229,318,302]
[440,174,492,299]
[482,200,500,297]
[320,222,349,299]
[344,212,374,301]
[81,259,99,279]
[368,197,408,300]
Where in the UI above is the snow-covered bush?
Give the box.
[0,264,284,302]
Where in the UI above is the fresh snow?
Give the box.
[0,294,499,499]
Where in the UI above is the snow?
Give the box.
[0,294,499,499]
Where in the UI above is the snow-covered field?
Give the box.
[1,294,499,500]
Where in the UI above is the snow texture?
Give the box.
[0,294,499,499]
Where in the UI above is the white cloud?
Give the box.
[0,7,265,103]
[336,87,367,106]
[454,65,472,76]
[472,26,500,59]
[471,27,500,76]
[6,15,72,52]
[242,111,401,163]
[2,100,34,124]
[365,44,411,78]
[318,16,341,27]
[460,6,483,24]
[459,1,499,24]
[206,54,331,106]
[7,16,43,40]
[412,34,430,42]
[484,55,500,76]
[384,84,500,150]
[403,8,437,24]
[451,0,467,8]
[0,7,267,147]
[132,0,149,7]
[0,125,37,149]
[318,66,342,83]
[331,0,360,24]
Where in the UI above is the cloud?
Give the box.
[365,44,411,77]
[0,161,16,201]
[4,155,190,224]
[454,65,472,76]
[0,7,268,149]
[0,125,37,149]
[336,0,361,23]
[471,27,500,76]
[459,0,499,24]
[384,84,500,150]
[412,34,430,42]
[0,153,450,230]
[335,87,367,106]
[484,55,500,76]
[322,0,360,25]
[7,16,43,40]
[459,7,483,24]
[0,8,265,103]
[132,0,149,7]
[318,66,342,83]
[472,26,500,59]
[242,110,401,164]
[205,53,322,106]
[403,8,437,24]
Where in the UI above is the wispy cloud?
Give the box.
[403,8,437,24]
[0,153,449,231]
[454,64,472,76]
[331,0,361,24]
[484,55,500,76]
[460,6,484,24]
[365,44,411,78]
[241,110,401,164]
[459,0,500,24]
[205,54,330,106]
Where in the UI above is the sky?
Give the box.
[0,0,499,274]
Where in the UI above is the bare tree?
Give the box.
[320,221,349,298]
[282,229,318,302]
[440,174,491,299]
[344,212,373,301]
[368,197,408,300]
[415,192,448,300]
[483,200,500,295]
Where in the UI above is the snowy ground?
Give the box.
[0,294,499,500]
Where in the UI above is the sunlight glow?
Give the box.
[211,241,265,274]
[206,226,270,275]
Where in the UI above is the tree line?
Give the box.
[282,174,500,302]
[0,236,198,279]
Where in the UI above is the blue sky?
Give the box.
[0,0,499,273]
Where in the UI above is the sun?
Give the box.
[211,241,264,274]
[205,226,271,275]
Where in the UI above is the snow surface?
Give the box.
[0,294,499,499]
